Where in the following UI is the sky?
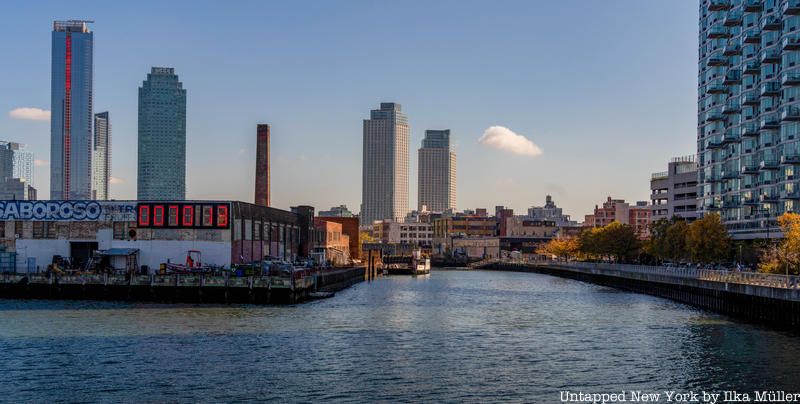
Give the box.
[0,0,699,220]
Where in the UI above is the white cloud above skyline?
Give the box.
[478,126,543,157]
[34,159,48,166]
[8,107,50,121]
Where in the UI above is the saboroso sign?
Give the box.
[0,201,104,221]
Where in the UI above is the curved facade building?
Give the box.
[698,0,800,239]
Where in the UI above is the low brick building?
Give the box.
[313,218,350,266]
[0,200,313,272]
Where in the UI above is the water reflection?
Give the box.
[1,270,798,402]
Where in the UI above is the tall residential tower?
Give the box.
[361,102,409,224]
[418,129,456,212]
[137,67,187,200]
[92,112,110,200]
[51,20,93,200]
[698,0,800,239]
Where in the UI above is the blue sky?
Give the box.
[0,0,699,219]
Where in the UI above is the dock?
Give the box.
[0,266,366,304]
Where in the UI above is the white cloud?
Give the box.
[110,177,125,185]
[34,159,49,166]
[8,107,50,121]
[478,126,543,157]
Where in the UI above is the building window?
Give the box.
[33,222,44,239]
[113,222,126,240]
[15,221,23,239]
[0,221,4,238]
[254,221,261,241]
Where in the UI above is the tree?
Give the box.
[646,216,688,262]
[601,222,641,263]
[576,222,641,263]
[536,237,580,261]
[686,213,730,264]
[758,213,800,275]
[664,220,689,262]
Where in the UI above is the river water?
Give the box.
[1,269,799,402]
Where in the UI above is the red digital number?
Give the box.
[217,205,229,227]
[153,205,164,226]
[138,205,150,226]
[182,205,194,227]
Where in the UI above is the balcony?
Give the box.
[744,0,761,11]
[722,102,740,114]
[723,70,742,84]
[723,43,741,56]
[723,11,743,26]
[782,106,800,121]
[781,153,800,164]
[743,61,761,74]
[760,115,780,129]
[708,82,728,94]
[760,160,780,169]
[722,131,741,143]
[741,124,759,137]
[760,81,781,96]
[708,55,728,66]
[742,196,760,205]
[761,16,782,31]
[782,72,800,86]
[743,29,761,44]
[706,110,725,122]
[761,193,780,203]
[741,162,760,173]
[783,36,800,51]
[761,50,781,63]
[784,0,800,15]
[708,25,731,38]
[722,170,740,179]
[707,137,725,149]
[781,188,800,199]
[742,92,760,105]
[709,0,731,11]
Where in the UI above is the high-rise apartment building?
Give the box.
[698,0,800,239]
[651,155,699,223]
[418,129,456,212]
[361,102,409,224]
[137,67,186,200]
[51,20,93,200]
[0,142,36,200]
[92,112,110,200]
[10,142,34,187]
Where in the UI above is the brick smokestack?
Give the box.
[255,124,270,207]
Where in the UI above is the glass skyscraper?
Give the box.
[418,129,456,212]
[92,112,110,200]
[361,102,409,224]
[137,67,186,200]
[51,20,93,200]
[698,0,800,239]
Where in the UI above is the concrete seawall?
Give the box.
[0,266,366,304]
[490,262,800,329]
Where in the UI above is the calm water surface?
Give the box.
[1,269,799,402]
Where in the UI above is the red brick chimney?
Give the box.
[255,124,270,207]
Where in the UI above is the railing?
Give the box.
[502,261,800,290]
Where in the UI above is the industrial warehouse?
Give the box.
[0,199,315,273]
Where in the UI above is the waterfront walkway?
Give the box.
[486,260,800,327]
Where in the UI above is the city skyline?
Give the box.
[0,1,698,218]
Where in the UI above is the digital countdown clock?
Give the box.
[136,202,230,229]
